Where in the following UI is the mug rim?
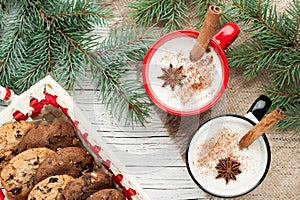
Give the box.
[185,114,271,198]
[142,30,229,116]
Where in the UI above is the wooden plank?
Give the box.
[71,87,206,198]
[72,90,206,199]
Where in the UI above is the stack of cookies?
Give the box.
[0,121,126,200]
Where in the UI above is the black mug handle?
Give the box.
[246,95,272,122]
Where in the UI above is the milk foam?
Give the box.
[147,37,223,112]
[188,116,269,197]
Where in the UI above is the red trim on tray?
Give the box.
[122,188,137,200]
[3,88,11,101]
[102,159,111,170]
[72,120,80,130]
[13,91,70,121]
[90,145,101,154]
[13,110,29,120]
[41,92,59,107]
[43,92,69,116]
[112,174,124,184]
[80,133,102,153]
[81,132,134,199]
[30,98,44,116]
[81,132,89,143]
[14,98,44,121]
[0,190,4,200]
[142,30,229,116]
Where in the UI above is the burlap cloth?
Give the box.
[106,0,299,199]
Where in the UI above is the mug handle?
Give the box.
[211,22,240,50]
[244,95,272,123]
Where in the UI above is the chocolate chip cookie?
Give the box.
[60,172,113,200]
[34,147,93,184]
[0,148,55,200]
[28,175,74,200]
[0,121,34,169]
[17,122,79,153]
[86,189,126,200]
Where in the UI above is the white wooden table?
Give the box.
[71,80,206,200]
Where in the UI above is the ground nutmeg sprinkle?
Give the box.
[196,128,250,175]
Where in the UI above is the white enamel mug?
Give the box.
[186,95,272,198]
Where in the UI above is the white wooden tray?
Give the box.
[0,75,150,200]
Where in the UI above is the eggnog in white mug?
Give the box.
[186,115,270,198]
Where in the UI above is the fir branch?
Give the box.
[263,84,300,133]
[227,0,295,45]
[27,0,97,55]
[0,5,28,89]
[0,0,110,92]
[55,27,89,55]
[128,0,234,32]
[128,0,189,31]
[288,0,299,47]
[271,60,300,89]
[263,84,300,108]
[89,56,153,126]
[95,24,156,62]
[15,29,49,91]
[226,0,300,132]
[89,25,158,126]
[48,0,110,29]
[226,0,300,78]
[277,104,300,133]
[15,62,48,92]
[0,3,4,32]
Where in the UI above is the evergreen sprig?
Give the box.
[89,25,158,126]
[225,0,300,132]
[0,0,110,92]
[263,84,300,133]
[128,0,189,31]
[0,0,157,126]
[128,0,232,31]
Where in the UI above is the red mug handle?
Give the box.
[211,22,240,50]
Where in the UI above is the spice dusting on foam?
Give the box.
[159,49,217,105]
[196,128,252,176]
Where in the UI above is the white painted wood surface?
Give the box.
[71,79,206,200]
[0,78,206,200]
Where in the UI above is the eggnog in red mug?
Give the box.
[142,22,240,116]
[186,95,272,198]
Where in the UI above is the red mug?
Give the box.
[142,22,240,116]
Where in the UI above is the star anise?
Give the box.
[157,63,186,91]
[215,157,242,185]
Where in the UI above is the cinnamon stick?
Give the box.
[239,108,284,150]
[189,5,222,62]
